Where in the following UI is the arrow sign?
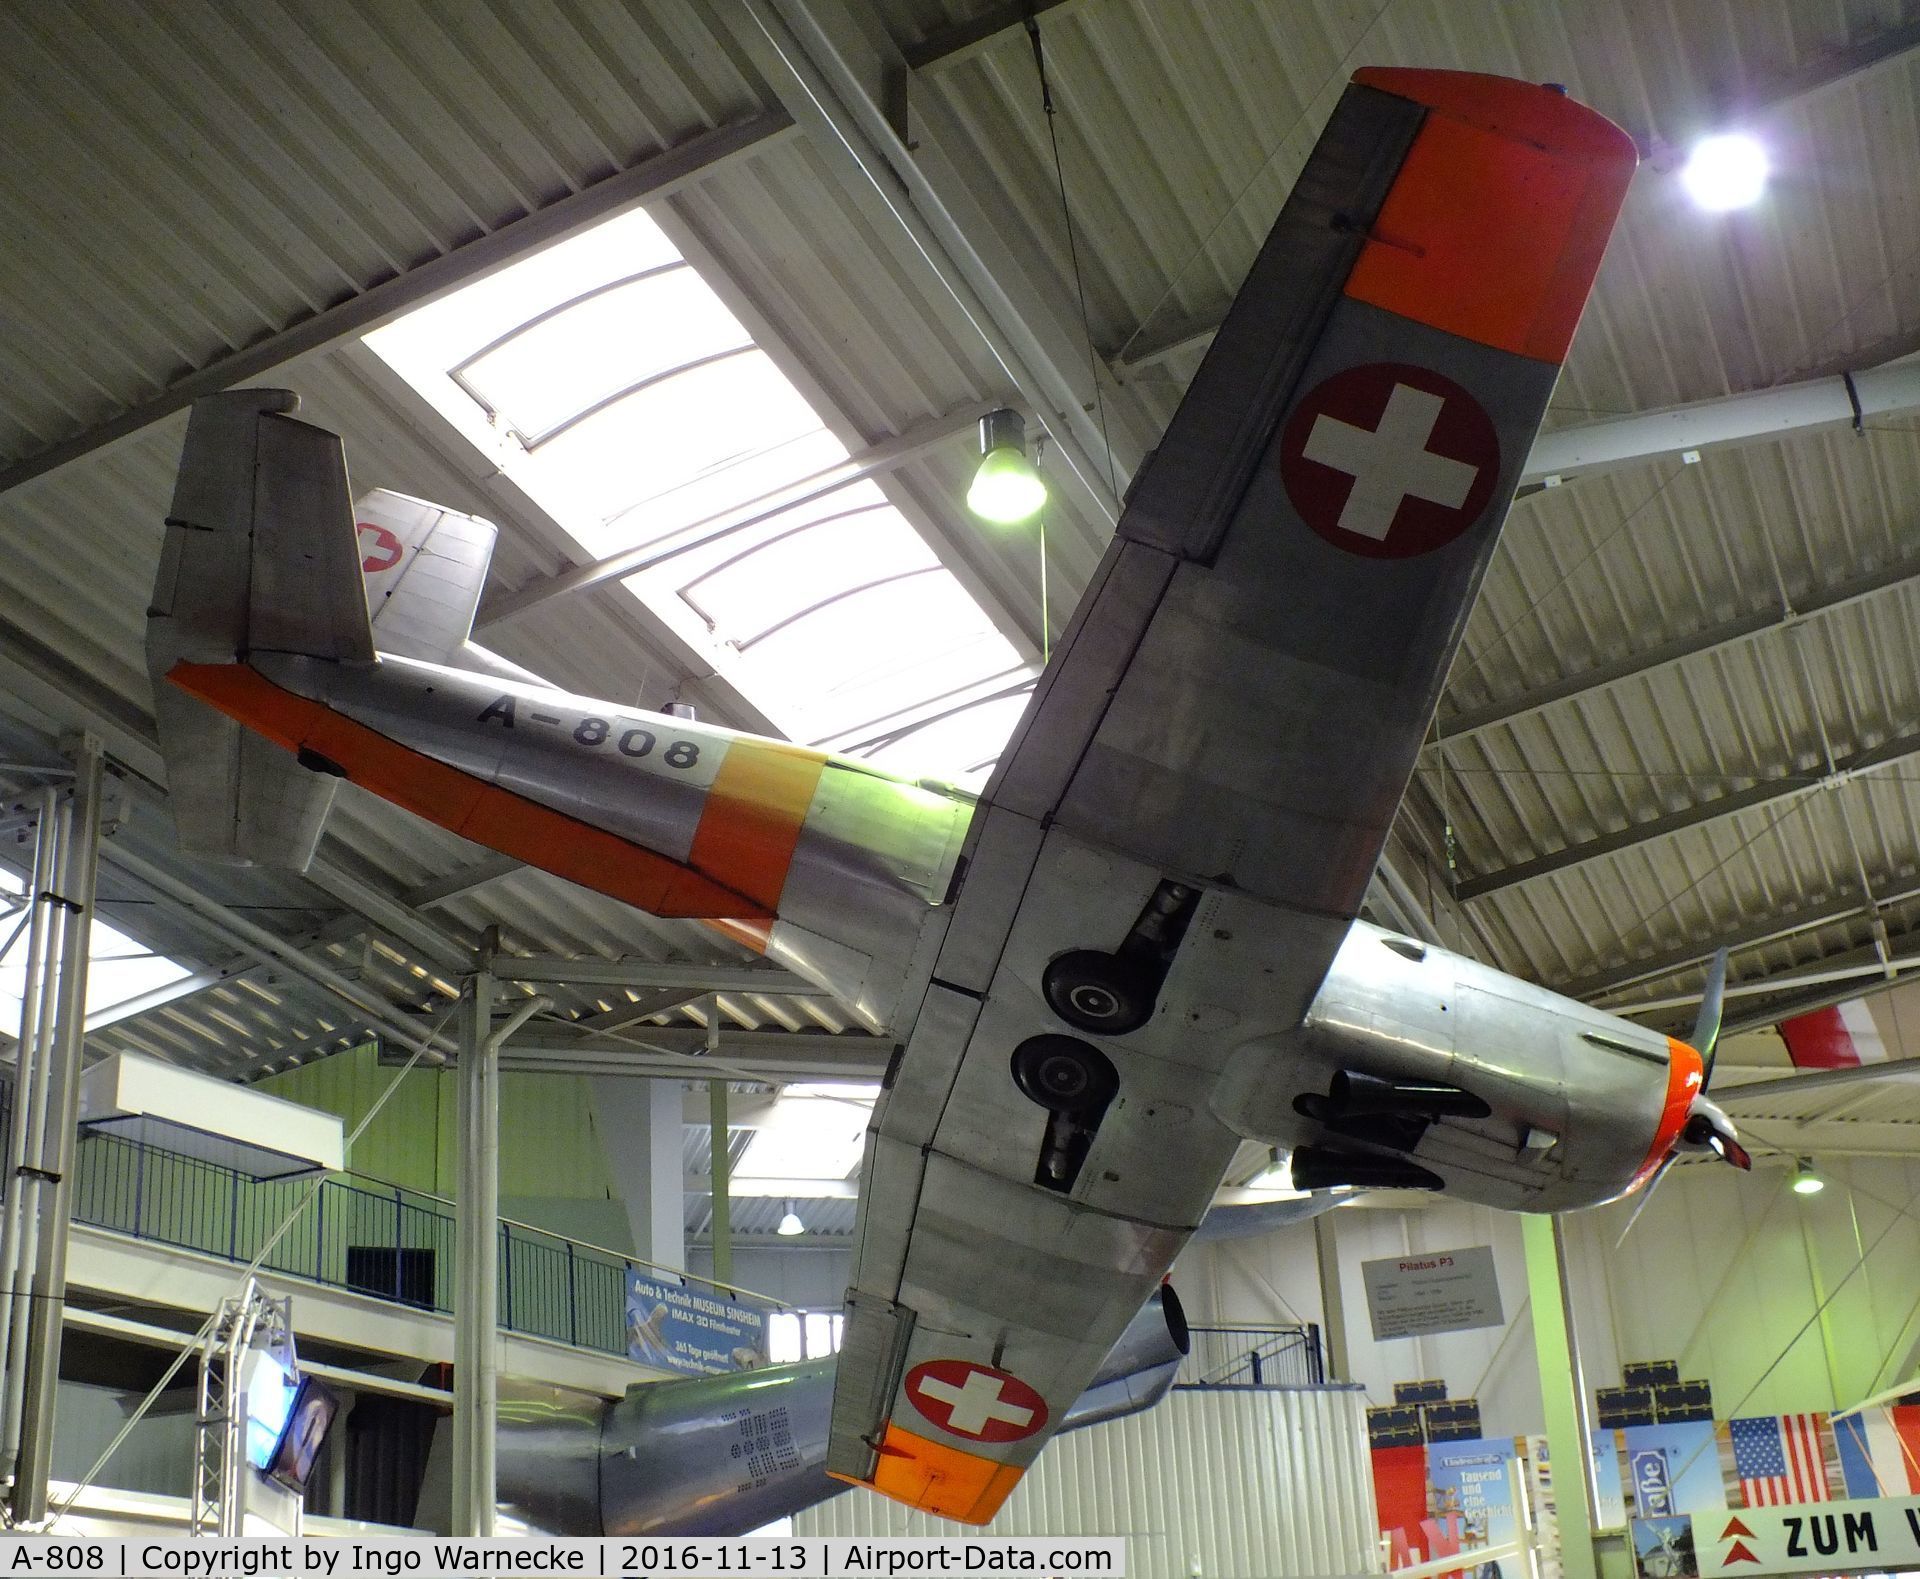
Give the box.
[1722,1541,1760,1566]
[1720,1518,1755,1539]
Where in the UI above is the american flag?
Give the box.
[1729,1414,1830,1506]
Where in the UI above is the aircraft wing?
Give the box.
[827,69,1635,1521]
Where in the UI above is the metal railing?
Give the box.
[0,1080,779,1360]
[1177,1323,1326,1387]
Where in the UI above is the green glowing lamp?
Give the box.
[967,408,1047,525]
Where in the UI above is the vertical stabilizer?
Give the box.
[357,490,496,664]
[147,389,372,869]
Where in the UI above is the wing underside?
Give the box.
[828,69,1637,1522]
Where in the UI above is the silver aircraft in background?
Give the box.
[149,68,1745,1525]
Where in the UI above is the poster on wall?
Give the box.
[1630,1516,1698,1579]
[625,1270,768,1374]
[1425,1436,1522,1579]
[1589,1429,1628,1528]
[1622,1421,1728,1518]
[1360,1245,1505,1340]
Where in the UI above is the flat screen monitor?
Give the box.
[243,1350,296,1472]
[264,1374,339,1494]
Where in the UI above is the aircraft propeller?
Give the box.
[1615,948,1747,1246]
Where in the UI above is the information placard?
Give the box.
[1360,1245,1504,1340]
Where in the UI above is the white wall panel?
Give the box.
[796,1388,1380,1578]
[1172,1155,1920,1438]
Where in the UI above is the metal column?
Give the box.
[0,786,59,1487]
[709,1078,733,1287]
[1313,1211,1350,1381]
[452,949,548,1538]
[452,958,497,1536]
[1523,1213,1599,1579]
[8,736,105,1524]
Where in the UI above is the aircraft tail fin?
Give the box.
[356,489,499,666]
[147,389,374,869]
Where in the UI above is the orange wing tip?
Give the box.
[1352,68,1638,166]
[1344,70,1637,365]
[845,1424,1025,1526]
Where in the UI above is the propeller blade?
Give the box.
[1615,1155,1675,1249]
[1690,947,1729,1084]
[1707,1130,1752,1170]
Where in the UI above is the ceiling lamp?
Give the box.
[967,408,1047,525]
[1790,1160,1824,1196]
[776,1199,805,1236]
[1680,133,1769,211]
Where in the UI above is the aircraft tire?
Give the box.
[1043,949,1155,1035]
[1011,1034,1119,1118]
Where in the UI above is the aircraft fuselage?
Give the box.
[172,648,1697,1216]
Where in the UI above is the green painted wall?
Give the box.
[257,1046,631,1243]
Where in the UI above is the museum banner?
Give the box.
[625,1270,769,1374]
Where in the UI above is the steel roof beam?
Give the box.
[1693,23,1920,136]
[1563,880,1920,1003]
[1720,930,1920,1036]
[1457,727,1920,901]
[736,0,1124,522]
[899,0,1088,73]
[402,854,523,910]
[499,1042,889,1082]
[1521,360,1920,486]
[0,114,797,497]
[1434,547,1920,745]
[105,845,459,1066]
[499,957,825,994]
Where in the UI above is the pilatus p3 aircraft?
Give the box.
[148,69,1743,1525]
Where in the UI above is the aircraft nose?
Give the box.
[1681,1097,1751,1170]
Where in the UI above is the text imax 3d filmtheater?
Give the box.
[5,5,1920,1579]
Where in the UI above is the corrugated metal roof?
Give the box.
[5,0,1920,1092]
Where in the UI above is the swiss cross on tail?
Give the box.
[904,1360,1048,1444]
[1279,361,1500,558]
[357,522,404,574]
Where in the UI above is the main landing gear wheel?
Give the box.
[1010,1034,1119,1117]
[1043,949,1155,1036]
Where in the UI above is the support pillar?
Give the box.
[590,1080,686,1273]
[1523,1213,1599,1579]
[709,1079,732,1287]
[9,736,104,1524]
[1313,1211,1350,1381]
[452,956,496,1537]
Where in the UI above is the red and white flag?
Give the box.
[1780,1000,1887,1069]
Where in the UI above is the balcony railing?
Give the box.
[1177,1323,1326,1387]
[0,1081,781,1361]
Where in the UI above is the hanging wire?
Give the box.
[1113,0,1403,368]
[1024,13,1120,511]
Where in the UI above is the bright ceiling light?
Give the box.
[1680,133,1769,211]
[967,409,1047,525]
[776,1201,805,1236]
[1790,1159,1825,1196]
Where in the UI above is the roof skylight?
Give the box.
[0,866,192,1032]
[366,208,1035,787]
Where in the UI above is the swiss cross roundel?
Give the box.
[904,1359,1049,1444]
[1277,361,1501,559]
[357,521,404,574]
